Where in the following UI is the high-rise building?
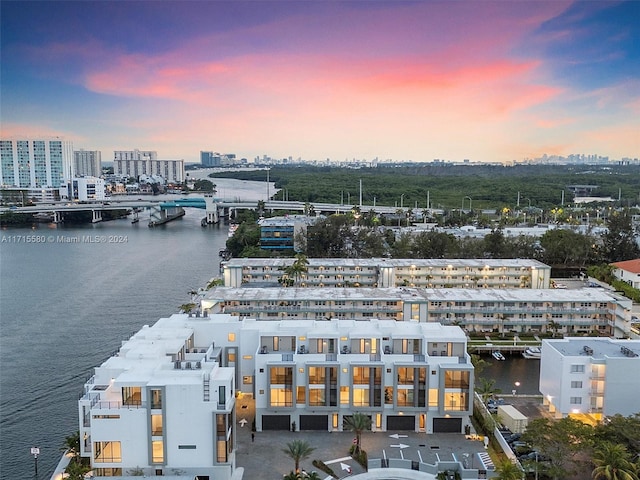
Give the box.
[201,151,220,167]
[74,149,102,177]
[113,149,184,183]
[0,138,74,188]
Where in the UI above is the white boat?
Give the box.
[492,351,506,361]
[522,347,541,359]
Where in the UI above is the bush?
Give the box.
[312,459,337,479]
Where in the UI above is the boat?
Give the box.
[228,223,239,238]
[522,347,541,359]
[492,351,506,361]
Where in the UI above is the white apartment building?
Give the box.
[78,320,236,479]
[77,313,474,480]
[242,317,473,434]
[113,149,185,183]
[60,176,106,201]
[201,286,632,337]
[0,138,74,188]
[539,337,640,421]
[74,149,102,177]
[221,258,551,289]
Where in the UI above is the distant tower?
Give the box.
[74,149,102,177]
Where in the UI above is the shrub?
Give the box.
[312,459,337,479]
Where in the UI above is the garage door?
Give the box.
[300,415,328,431]
[262,415,291,431]
[433,417,462,433]
[387,415,415,430]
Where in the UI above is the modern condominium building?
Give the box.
[220,258,552,289]
[539,337,640,421]
[0,138,74,188]
[74,149,102,177]
[78,319,236,479]
[113,149,185,183]
[201,286,632,337]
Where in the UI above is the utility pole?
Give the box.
[359,179,362,208]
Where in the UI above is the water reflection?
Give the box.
[479,355,541,395]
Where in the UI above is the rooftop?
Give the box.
[545,337,640,359]
[203,286,621,303]
[222,257,550,269]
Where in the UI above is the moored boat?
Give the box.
[522,346,541,359]
[492,351,506,361]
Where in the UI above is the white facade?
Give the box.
[201,286,633,337]
[61,177,106,201]
[221,258,551,290]
[611,259,640,289]
[113,149,184,183]
[78,320,236,479]
[74,149,102,177]
[0,138,74,188]
[78,313,474,480]
[540,337,640,420]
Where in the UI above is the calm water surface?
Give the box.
[0,178,539,478]
[0,179,270,479]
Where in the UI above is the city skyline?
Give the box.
[1,1,638,164]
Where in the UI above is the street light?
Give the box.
[31,447,40,479]
[512,381,520,396]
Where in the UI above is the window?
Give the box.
[570,364,585,373]
[340,386,349,405]
[297,386,306,404]
[444,370,470,389]
[122,386,141,406]
[152,440,164,463]
[178,445,196,450]
[270,388,293,407]
[570,397,582,405]
[228,333,236,341]
[151,415,163,436]
[570,381,583,388]
[94,441,122,463]
[309,389,326,406]
[243,376,253,384]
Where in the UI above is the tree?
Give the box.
[594,413,640,455]
[61,431,81,460]
[286,254,309,284]
[283,440,315,473]
[484,228,507,258]
[344,412,372,454]
[591,441,639,480]
[494,459,524,480]
[475,377,502,403]
[179,303,196,313]
[603,209,640,262]
[521,417,594,480]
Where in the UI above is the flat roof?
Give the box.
[222,257,550,269]
[204,286,619,303]
[545,337,640,359]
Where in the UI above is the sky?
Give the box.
[1,1,638,164]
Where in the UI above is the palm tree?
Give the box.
[61,431,81,460]
[592,441,639,480]
[344,412,372,454]
[476,377,502,403]
[495,459,524,480]
[283,440,315,473]
[547,320,561,338]
[284,254,309,286]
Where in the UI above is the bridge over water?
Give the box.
[2,196,421,226]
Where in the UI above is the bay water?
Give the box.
[0,177,540,478]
